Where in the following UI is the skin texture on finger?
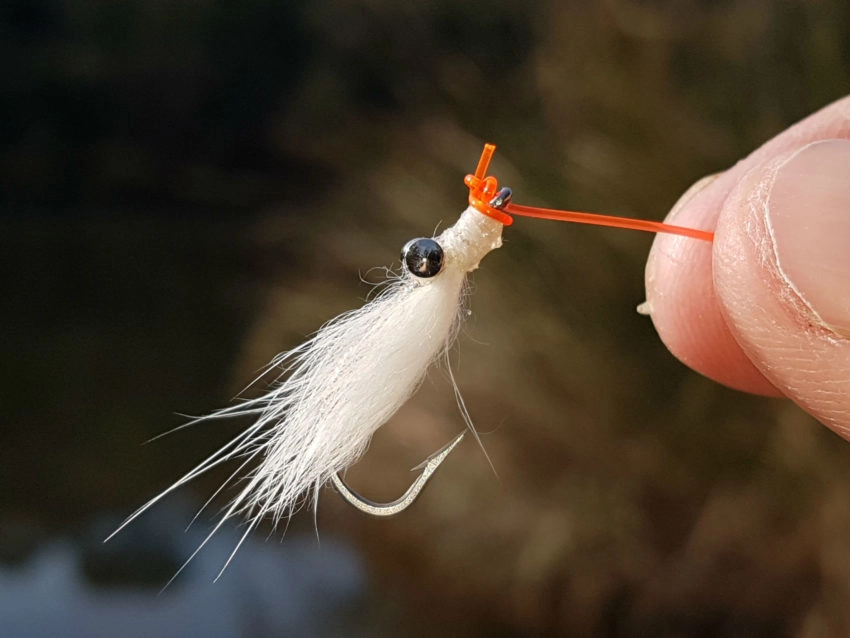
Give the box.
[714,140,850,438]
[645,95,850,397]
[645,176,779,395]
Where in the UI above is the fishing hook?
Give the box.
[331,432,466,516]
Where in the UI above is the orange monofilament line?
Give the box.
[468,143,715,242]
[474,144,497,180]
[503,203,715,242]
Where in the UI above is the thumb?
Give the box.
[714,139,850,436]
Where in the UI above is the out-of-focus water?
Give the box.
[1,500,366,638]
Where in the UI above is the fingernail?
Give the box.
[767,139,850,337]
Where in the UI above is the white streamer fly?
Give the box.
[109,199,504,578]
[110,142,713,580]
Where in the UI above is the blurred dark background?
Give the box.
[2,0,850,636]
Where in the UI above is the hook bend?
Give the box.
[331,432,465,517]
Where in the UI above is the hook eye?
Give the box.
[489,187,512,210]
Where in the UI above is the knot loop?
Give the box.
[464,144,513,226]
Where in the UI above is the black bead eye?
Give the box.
[401,237,444,278]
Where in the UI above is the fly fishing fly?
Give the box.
[109,144,712,578]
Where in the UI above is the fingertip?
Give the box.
[644,174,783,396]
[644,97,850,433]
